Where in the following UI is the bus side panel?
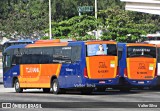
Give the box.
[3,65,20,88]
[58,42,85,89]
[117,43,126,78]
[19,64,62,88]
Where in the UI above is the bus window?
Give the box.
[71,46,81,63]
[53,46,72,63]
[87,44,117,56]
[127,46,156,58]
[118,46,123,61]
[5,55,11,67]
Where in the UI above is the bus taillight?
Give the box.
[155,67,157,77]
[124,68,128,77]
[84,67,88,78]
[117,67,119,76]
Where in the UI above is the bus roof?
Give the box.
[3,40,34,44]
[127,43,156,47]
[34,39,60,44]
[85,40,116,45]
[4,41,85,52]
[155,44,160,47]
[143,40,160,45]
[26,42,69,48]
[34,39,76,44]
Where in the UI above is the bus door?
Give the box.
[126,45,157,81]
[86,43,118,80]
[3,53,12,87]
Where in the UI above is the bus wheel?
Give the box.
[14,79,23,93]
[52,79,60,94]
[43,88,50,93]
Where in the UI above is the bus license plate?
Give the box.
[138,81,144,84]
[99,81,105,84]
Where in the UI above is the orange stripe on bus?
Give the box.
[26,43,68,48]
[85,41,116,45]
[18,64,62,88]
[127,43,155,47]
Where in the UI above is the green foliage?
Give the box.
[0,0,160,42]
[46,15,99,39]
[100,6,160,42]
[41,36,50,40]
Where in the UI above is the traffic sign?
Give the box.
[78,6,93,12]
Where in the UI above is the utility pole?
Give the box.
[49,0,52,39]
[95,0,97,19]
[95,0,98,39]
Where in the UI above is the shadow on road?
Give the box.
[7,90,146,96]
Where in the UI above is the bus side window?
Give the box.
[118,46,123,61]
[5,55,11,67]
[71,46,81,63]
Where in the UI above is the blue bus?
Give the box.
[3,40,119,94]
[118,43,157,91]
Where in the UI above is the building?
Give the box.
[121,0,160,15]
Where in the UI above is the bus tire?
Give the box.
[14,79,23,93]
[43,88,50,93]
[52,79,60,94]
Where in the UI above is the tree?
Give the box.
[100,6,160,42]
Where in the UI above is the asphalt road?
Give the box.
[0,84,160,111]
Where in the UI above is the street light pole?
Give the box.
[95,0,97,19]
[49,0,52,39]
[95,0,98,39]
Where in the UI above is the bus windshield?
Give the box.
[2,41,33,52]
[87,44,117,56]
[127,46,156,58]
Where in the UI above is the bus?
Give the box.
[3,40,119,94]
[146,34,160,41]
[118,43,157,91]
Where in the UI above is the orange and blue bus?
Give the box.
[118,43,157,91]
[3,40,119,94]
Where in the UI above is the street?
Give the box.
[0,84,160,111]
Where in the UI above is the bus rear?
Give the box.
[122,43,157,88]
[84,41,119,91]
